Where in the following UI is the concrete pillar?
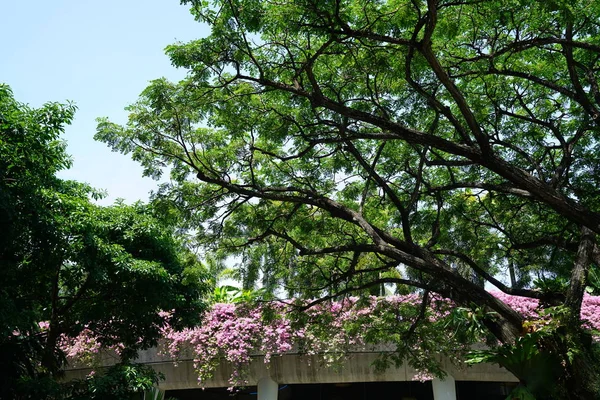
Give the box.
[432,375,457,400]
[258,376,278,400]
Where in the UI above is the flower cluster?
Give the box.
[59,329,103,360]
[580,294,600,331]
[158,303,300,387]
[58,327,125,368]
[491,291,600,331]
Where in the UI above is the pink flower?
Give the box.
[412,370,434,382]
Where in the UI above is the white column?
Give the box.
[257,376,278,400]
[432,375,457,400]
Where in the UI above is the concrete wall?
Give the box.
[64,347,517,391]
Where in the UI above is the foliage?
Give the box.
[143,386,167,400]
[467,334,562,398]
[66,363,163,400]
[211,285,265,303]
[95,0,600,398]
[466,298,600,399]
[507,386,538,400]
[0,84,209,398]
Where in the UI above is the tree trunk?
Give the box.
[493,318,600,400]
[41,323,61,376]
[541,332,600,400]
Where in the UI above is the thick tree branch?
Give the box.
[427,182,534,198]
[434,249,542,299]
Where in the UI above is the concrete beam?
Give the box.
[63,348,517,391]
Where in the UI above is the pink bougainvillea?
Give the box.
[156,302,302,387]
[490,291,600,331]
[491,291,540,318]
[580,293,600,331]
[58,327,125,367]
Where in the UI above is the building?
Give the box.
[65,346,518,400]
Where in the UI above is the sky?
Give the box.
[1,0,209,204]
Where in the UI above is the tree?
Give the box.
[0,84,208,398]
[96,0,600,398]
[65,363,164,400]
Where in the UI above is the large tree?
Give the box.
[0,84,208,398]
[97,0,600,398]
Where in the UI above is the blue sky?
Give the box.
[1,0,209,204]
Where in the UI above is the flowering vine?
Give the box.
[61,292,600,389]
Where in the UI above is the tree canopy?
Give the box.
[0,84,208,398]
[96,0,600,398]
